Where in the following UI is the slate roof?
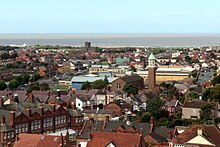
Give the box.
[183,99,218,109]
[119,75,143,83]
[78,120,174,141]
[148,132,167,143]
[165,100,179,107]
[82,109,113,114]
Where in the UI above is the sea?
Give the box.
[0,34,220,47]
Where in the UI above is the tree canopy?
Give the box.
[81,81,91,90]
[200,103,212,121]
[145,97,165,116]
[91,79,107,89]
[8,79,19,90]
[0,80,7,90]
[186,91,199,100]
[211,75,220,86]
[123,84,138,95]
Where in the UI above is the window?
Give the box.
[116,83,121,90]
[11,132,14,138]
[31,122,34,130]
[4,133,6,139]
[43,119,46,127]
[8,132,10,139]
[38,120,41,129]
[25,123,28,132]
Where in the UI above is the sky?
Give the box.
[0,0,220,34]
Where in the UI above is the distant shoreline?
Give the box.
[0,33,220,47]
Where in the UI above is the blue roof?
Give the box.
[71,76,118,83]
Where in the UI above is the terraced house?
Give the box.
[0,91,84,146]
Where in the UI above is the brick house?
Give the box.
[170,125,220,147]
[182,99,220,119]
[14,133,71,147]
[0,93,84,146]
[86,132,146,147]
[111,75,144,92]
[164,100,182,115]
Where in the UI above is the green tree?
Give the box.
[186,91,199,100]
[211,75,220,86]
[146,97,165,116]
[159,82,167,88]
[210,52,217,59]
[81,81,91,90]
[123,84,138,95]
[0,52,10,60]
[91,79,106,89]
[209,84,220,102]
[202,88,211,101]
[40,83,50,90]
[154,109,169,121]
[28,82,40,91]
[8,79,19,90]
[22,75,30,84]
[15,75,23,83]
[0,80,7,90]
[191,70,198,78]
[10,53,18,59]
[140,112,151,122]
[185,56,192,63]
[130,66,137,72]
[30,74,41,82]
[103,76,109,85]
[200,103,212,121]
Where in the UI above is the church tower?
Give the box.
[148,53,156,91]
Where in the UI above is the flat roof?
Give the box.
[156,68,182,72]
[71,76,118,83]
[48,129,76,136]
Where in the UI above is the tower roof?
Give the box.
[148,53,155,60]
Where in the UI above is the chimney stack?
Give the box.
[150,116,155,133]
[28,93,34,103]
[40,106,44,116]
[51,105,56,113]
[197,129,202,136]
[57,89,61,99]
[126,111,132,125]
[13,94,19,103]
[0,97,3,107]
[66,130,70,145]
[1,115,5,124]
[61,133,64,145]
[167,130,171,140]
[10,111,15,126]
[26,108,31,117]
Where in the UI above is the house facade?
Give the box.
[111,75,144,92]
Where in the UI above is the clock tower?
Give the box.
[148,53,156,91]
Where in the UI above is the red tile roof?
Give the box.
[87,132,144,147]
[171,125,220,146]
[14,134,63,147]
